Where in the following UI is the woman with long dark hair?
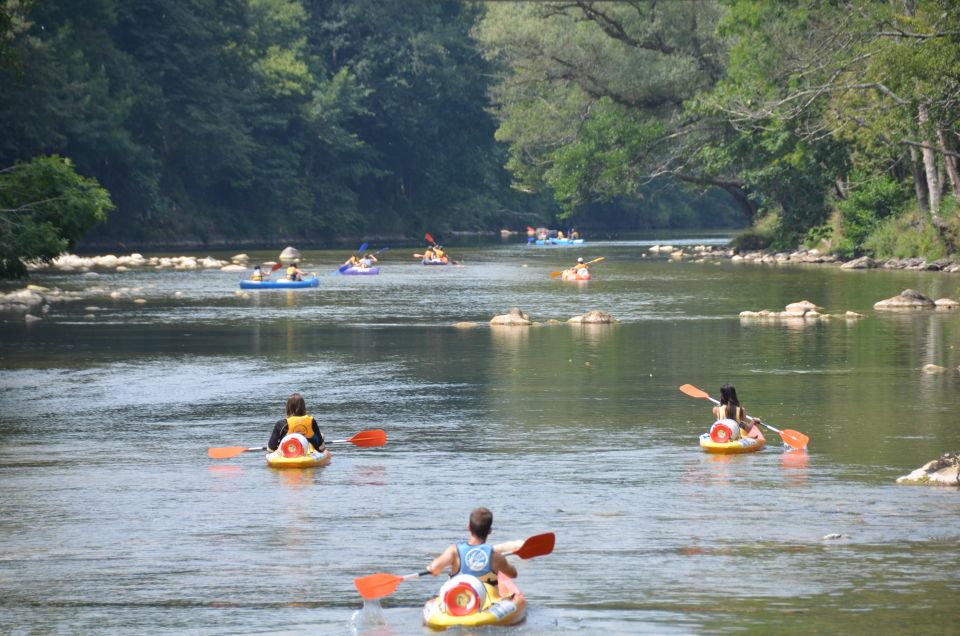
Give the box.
[712,384,765,441]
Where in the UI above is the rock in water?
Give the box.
[896,451,960,486]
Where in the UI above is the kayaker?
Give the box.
[556,230,565,239]
[423,246,435,261]
[433,246,447,262]
[427,507,517,582]
[570,228,580,239]
[251,265,265,281]
[342,254,361,269]
[267,393,326,452]
[359,253,377,268]
[572,257,588,275]
[712,384,765,441]
[286,263,304,281]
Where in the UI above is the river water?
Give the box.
[1,240,958,635]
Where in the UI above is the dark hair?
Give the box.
[719,384,740,420]
[286,393,307,417]
[469,507,494,541]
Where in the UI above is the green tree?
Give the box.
[0,156,113,277]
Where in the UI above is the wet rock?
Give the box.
[934,298,958,310]
[896,451,960,486]
[841,256,877,269]
[874,289,935,310]
[490,307,532,326]
[568,309,618,324]
[821,533,850,541]
[845,311,865,319]
[453,321,480,329]
[922,364,946,374]
[232,253,250,263]
[220,264,247,272]
[784,300,821,312]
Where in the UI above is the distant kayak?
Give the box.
[422,258,449,266]
[239,277,319,289]
[531,238,584,246]
[560,270,591,281]
[339,266,379,275]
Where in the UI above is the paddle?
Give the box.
[353,532,555,601]
[678,384,809,450]
[550,256,604,278]
[334,242,370,274]
[207,429,387,459]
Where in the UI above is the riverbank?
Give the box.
[650,243,960,273]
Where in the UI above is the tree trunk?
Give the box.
[936,126,960,201]
[917,103,942,223]
[908,145,929,214]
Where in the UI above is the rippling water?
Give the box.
[1,241,958,634]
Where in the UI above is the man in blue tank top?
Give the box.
[427,507,518,581]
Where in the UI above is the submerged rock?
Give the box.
[921,364,946,374]
[279,246,302,263]
[490,307,532,326]
[934,298,958,310]
[874,289,935,310]
[896,451,960,486]
[568,309,618,324]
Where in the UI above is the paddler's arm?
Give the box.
[311,419,326,451]
[427,544,457,576]
[267,419,287,451]
[491,550,517,578]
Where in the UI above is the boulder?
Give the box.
[490,307,532,326]
[873,289,935,310]
[922,364,946,374]
[934,298,958,310]
[452,321,480,329]
[784,300,820,312]
[841,256,877,269]
[220,264,247,272]
[568,309,618,324]
[279,246,302,263]
[896,451,960,486]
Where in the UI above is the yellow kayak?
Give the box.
[422,574,526,630]
[265,447,331,469]
[699,432,765,454]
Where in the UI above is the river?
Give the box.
[1,239,958,635]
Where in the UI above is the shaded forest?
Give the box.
[2,0,958,260]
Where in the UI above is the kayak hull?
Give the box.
[532,238,584,246]
[240,277,319,289]
[340,266,380,275]
[699,433,765,454]
[422,578,526,630]
[422,259,449,266]
[265,448,332,468]
[560,271,591,281]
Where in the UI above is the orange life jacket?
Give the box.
[286,415,313,436]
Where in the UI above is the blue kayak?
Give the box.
[531,238,584,246]
[339,266,379,275]
[239,277,320,289]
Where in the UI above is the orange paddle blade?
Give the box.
[511,532,555,559]
[550,271,562,278]
[679,384,711,400]
[346,429,386,447]
[208,446,251,459]
[425,233,435,245]
[270,262,283,272]
[778,428,809,450]
[354,572,405,600]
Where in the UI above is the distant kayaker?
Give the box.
[267,393,326,452]
[359,253,378,268]
[286,263,304,281]
[433,245,447,262]
[556,230,566,239]
[573,257,588,275]
[251,265,265,281]
[423,246,435,261]
[712,384,765,441]
[427,507,517,582]
[342,254,361,269]
[570,228,580,239]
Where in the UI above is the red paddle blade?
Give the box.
[208,446,248,459]
[511,532,555,559]
[270,263,283,272]
[679,384,711,400]
[348,429,387,447]
[779,429,809,450]
[425,233,435,245]
[354,572,404,600]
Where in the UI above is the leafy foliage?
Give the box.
[0,156,113,277]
